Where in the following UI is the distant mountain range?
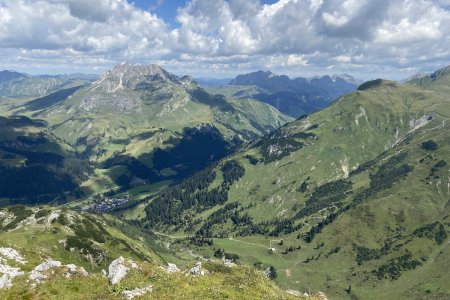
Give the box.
[207,70,361,118]
[0,70,97,99]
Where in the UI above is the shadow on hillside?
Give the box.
[102,125,239,193]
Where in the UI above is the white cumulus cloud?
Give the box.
[0,0,449,79]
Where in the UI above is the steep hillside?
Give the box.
[12,63,291,199]
[222,70,359,117]
[0,116,90,205]
[0,206,319,299]
[134,73,450,299]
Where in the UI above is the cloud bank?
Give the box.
[0,0,449,79]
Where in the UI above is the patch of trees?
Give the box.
[349,158,377,176]
[421,140,438,150]
[412,222,448,245]
[214,248,240,261]
[291,132,317,139]
[298,177,310,193]
[221,160,245,186]
[352,153,413,207]
[354,242,392,265]
[196,202,253,237]
[244,155,259,165]
[428,160,447,179]
[302,212,340,243]
[189,236,213,247]
[253,129,307,163]
[69,216,109,244]
[372,252,421,280]
[281,245,301,254]
[269,219,302,236]
[145,160,246,229]
[325,246,341,258]
[295,180,352,219]
[144,166,217,227]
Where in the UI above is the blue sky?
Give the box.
[0,0,450,79]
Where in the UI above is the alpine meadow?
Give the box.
[0,1,449,299]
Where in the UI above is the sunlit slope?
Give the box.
[138,77,450,299]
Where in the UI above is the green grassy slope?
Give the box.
[0,206,314,299]
[135,70,450,299]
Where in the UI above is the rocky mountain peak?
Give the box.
[94,63,181,92]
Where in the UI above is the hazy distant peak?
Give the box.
[330,74,361,85]
[0,70,29,83]
[403,72,429,83]
[228,70,278,85]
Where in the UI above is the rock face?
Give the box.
[93,63,182,93]
[121,285,153,300]
[107,257,130,285]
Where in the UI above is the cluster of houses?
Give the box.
[81,194,130,213]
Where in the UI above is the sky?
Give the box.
[1,0,450,80]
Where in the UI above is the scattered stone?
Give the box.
[107,257,130,285]
[186,262,208,276]
[286,290,301,296]
[128,259,139,269]
[0,248,26,264]
[34,260,62,272]
[121,285,153,299]
[79,267,88,277]
[188,262,202,275]
[29,260,62,284]
[66,264,78,274]
[316,291,329,300]
[166,263,179,273]
[101,269,107,277]
[64,264,88,278]
[223,257,236,268]
[0,264,24,289]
